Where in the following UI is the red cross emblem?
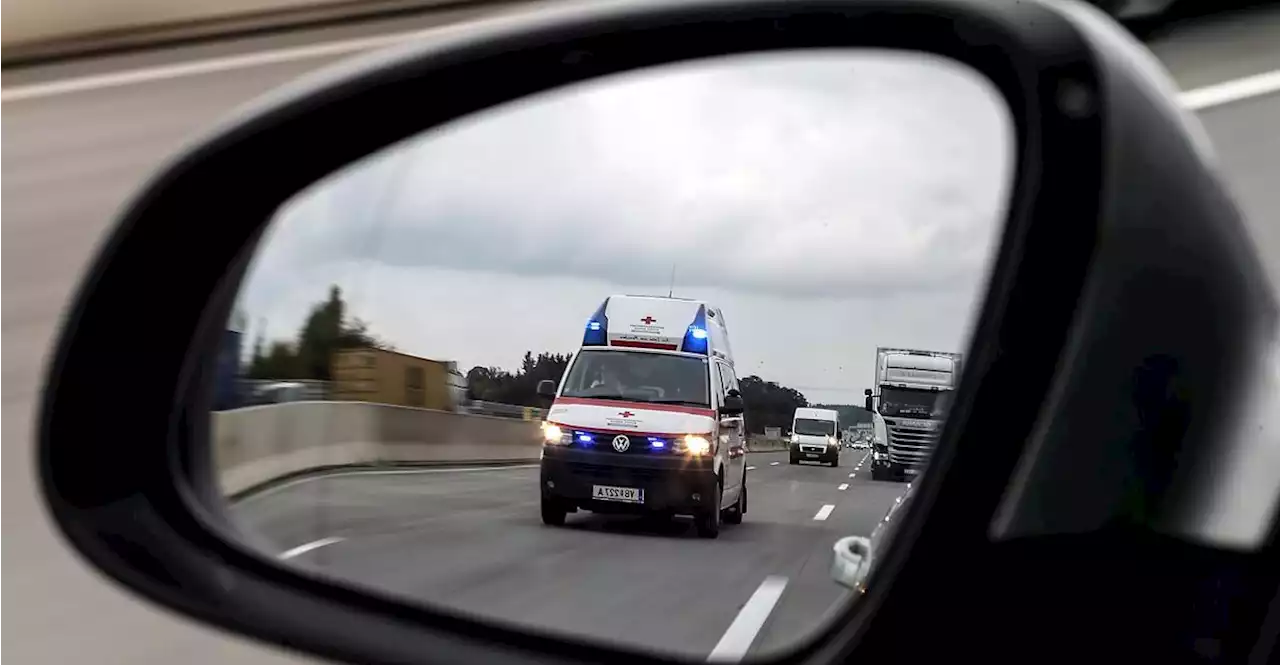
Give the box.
[640,316,657,325]
[619,411,635,418]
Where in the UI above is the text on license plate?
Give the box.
[592,485,644,503]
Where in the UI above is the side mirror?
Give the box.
[34,1,1276,663]
[722,392,745,415]
[864,389,874,412]
[536,379,557,399]
[831,536,874,591]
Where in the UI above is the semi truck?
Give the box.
[864,347,964,481]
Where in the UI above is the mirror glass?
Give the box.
[216,49,1013,661]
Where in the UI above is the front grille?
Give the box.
[798,444,828,453]
[566,428,676,455]
[885,421,941,467]
[564,462,664,482]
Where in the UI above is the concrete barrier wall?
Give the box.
[213,400,543,495]
[212,401,791,496]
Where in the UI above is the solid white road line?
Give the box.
[1181,70,1280,111]
[707,576,789,663]
[1,16,1276,111]
[814,504,836,521]
[279,536,345,559]
[838,483,849,491]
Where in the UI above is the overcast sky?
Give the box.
[234,49,1014,404]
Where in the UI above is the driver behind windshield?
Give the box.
[584,356,678,401]
[588,362,627,395]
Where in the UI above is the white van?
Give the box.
[789,406,841,466]
[536,295,747,538]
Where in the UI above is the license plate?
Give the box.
[905,468,919,476]
[592,485,644,503]
[805,453,818,458]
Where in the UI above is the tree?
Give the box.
[246,284,390,380]
[466,366,511,402]
[738,375,809,434]
[813,404,874,425]
[466,351,571,406]
[249,340,302,379]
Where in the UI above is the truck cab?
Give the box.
[866,348,962,481]
[869,411,890,472]
[536,295,748,538]
[789,407,841,466]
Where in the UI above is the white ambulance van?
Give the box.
[536,295,747,538]
[789,407,842,466]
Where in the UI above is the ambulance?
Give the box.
[536,295,748,538]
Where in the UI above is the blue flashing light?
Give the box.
[577,433,594,444]
[681,305,710,355]
[583,298,610,346]
[648,437,666,449]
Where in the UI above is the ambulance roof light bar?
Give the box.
[583,298,610,346]
[681,305,709,355]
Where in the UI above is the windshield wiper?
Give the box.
[649,399,710,407]
[573,394,642,402]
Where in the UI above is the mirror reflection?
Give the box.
[214,49,1013,660]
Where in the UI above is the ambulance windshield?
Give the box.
[560,349,710,407]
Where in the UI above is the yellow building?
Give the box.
[330,347,466,411]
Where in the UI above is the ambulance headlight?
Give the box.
[680,435,711,455]
[542,423,569,445]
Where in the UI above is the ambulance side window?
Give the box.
[715,363,734,404]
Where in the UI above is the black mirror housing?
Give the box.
[536,379,557,399]
[35,1,1277,664]
[721,393,745,415]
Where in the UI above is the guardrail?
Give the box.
[464,400,545,421]
[213,401,790,496]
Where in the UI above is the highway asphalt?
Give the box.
[3,3,1279,664]
[230,450,897,660]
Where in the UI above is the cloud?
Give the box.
[235,48,1014,402]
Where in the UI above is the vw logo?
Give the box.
[611,435,631,453]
